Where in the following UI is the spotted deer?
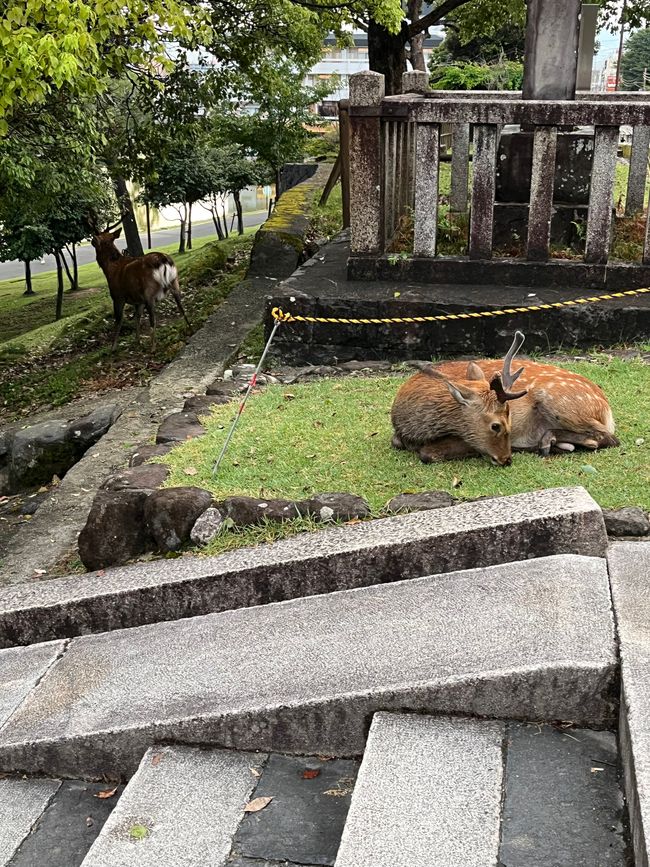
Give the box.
[91,228,190,351]
[391,332,618,466]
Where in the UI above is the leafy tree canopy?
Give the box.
[621,28,650,91]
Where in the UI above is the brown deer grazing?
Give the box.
[391,331,618,466]
[91,228,190,350]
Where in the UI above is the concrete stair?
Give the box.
[0,777,61,865]
[334,713,504,867]
[0,554,615,779]
[81,745,260,867]
[0,486,606,647]
[608,542,650,867]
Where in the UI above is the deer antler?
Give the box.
[502,331,525,389]
[490,373,527,403]
[105,218,123,233]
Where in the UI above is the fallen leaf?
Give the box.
[38,486,48,493]
[451,476,462,488]
[636,438,645,446]
[33,569,47,576]
[302,768,321,780]
[244,796,273,813]
[581,464,598,474]
[232,460,240,467]
[151,752,164,766]
[590,767,604,773]
[51,475,61,486]
[86,817,94,827]
[94,786,118,799]
[129,823,150,839]
[284,393,295,401]
[184,467,198,476]
[249,766,262,778]
[344,518,363,525]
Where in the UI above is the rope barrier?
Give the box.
[271,286,650,326]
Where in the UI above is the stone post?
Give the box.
[401,71,429,94]
[626,126,650,216]
[349,71,385,255]
[522,0,581,100]
[577,5,599,91]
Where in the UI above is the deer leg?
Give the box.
[418,437,480,464]
[546,428,619,451]
[391,433,405,450]
[147,303,157,352]
[134,304,143,343]
[171,280,191,328]
[111,300,125,352]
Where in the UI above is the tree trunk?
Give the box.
[187,202,193,250]
[407,0,427,72]
[223,201,229,238]
[178,219,186,254]
[72,244,79,290]
[368,18,409,95]
[60,247,75,290]
[212,209,225,240]
[54,251,64,320]
[275,169,282,200]
[112,174,144,257]
[23,260,35,296]
[145,202,152,249]
[234,190,244,235]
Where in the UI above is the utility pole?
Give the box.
[615,0,628,90]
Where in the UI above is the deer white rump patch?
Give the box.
[152,263,178,290]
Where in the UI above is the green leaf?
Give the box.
[128,823,150,840]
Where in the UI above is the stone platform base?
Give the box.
[267,232,650,365]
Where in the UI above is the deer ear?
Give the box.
[445,379,480,407]
[111,228,122,239]
[466,362,486,381]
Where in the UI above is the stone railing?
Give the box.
[347,70,650,288]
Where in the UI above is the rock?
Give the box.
[78,489,153,571]
[603,507,650,537]
[6,404,121,493]
[387,491,455,514]
[20,498,41,516]
[339,360,392,372]
[183,394,233,414]
[0,468,9,496]
[287,366,343,383]
[7,420,75,492]
[302,492,371,522]
[190,507,224,546]
[0,432,8,467]
[101,464,169,492]
[221,496,302,526]
[156,412,205,445]
[65,404,121,449]
[144,487,213,552]
[129,444,172,467]
[206,380,238,397]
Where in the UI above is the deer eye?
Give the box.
[491,422,501,433]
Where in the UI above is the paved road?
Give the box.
[0,212,268,282]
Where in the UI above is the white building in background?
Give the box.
[305,28,445,115]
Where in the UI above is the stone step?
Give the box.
[334,713,505,867]
[0,486,606,647]
[0,554,615,779]
[0,777,61,866]
[608,542,650,866]
[81,745,259,867]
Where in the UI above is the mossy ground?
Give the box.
[161,353,650,557]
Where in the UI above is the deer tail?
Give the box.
[152,260,179,289]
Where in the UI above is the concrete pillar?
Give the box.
[522,0,581,100]
[402,71,429,94]
[577,5,599,91]
[349,71,385,254]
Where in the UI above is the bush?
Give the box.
[429,60,524,91]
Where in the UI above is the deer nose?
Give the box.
[502,456,512,467]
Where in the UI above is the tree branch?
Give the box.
[408,0,472,37]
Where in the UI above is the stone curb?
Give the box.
[0,486,606,647]
[0,554,617,778]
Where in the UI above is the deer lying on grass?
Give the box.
[91,228,190,351]
[391,331,618,466]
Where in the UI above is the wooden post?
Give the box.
[349,71,385,254]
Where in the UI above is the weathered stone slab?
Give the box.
[0,778,61,865]
[499,724,627,866]
[81,746,259,867]
[0,487,607,647]
[8,779,126,867]
[335,713,504,867]
[0,554,615,778]
[0,640,65,727]
[608,542,650,867]
[234,754,358,865]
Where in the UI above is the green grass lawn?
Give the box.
[0,231,256,419]
[161,355,650,557]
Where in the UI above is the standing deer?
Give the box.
[91,228,190,351]
[391,331,618,466]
